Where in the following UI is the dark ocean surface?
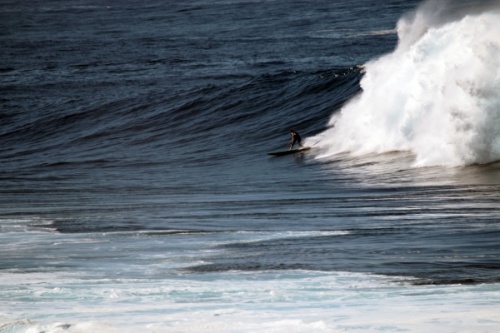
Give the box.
[1,0,500,332]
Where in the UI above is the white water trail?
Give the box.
[313,0,500,167]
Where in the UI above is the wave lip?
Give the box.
[314,2,500,167]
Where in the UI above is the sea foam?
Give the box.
[313,1,500,166]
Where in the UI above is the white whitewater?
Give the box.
[313,1,500,166]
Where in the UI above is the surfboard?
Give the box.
[267,147,311,156]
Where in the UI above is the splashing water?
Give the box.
[313,1,500,167]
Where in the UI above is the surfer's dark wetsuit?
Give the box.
[289,130,302,150]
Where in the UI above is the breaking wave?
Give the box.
[312,0,500,167]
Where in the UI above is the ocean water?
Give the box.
[1,0,500,332]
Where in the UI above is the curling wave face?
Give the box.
[313,1,500,167]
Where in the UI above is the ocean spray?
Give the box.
[313,1,500,166]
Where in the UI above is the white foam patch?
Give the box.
[1,270,499,333]
[311,2,500,167]
[0,321,123,333]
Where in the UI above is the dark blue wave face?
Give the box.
[0,0,414,153]
[2,0,500,286]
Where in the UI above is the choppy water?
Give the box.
[1,0,500,332]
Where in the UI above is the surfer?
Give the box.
[289,129,302,150]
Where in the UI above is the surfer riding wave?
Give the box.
[289,129,302,150]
